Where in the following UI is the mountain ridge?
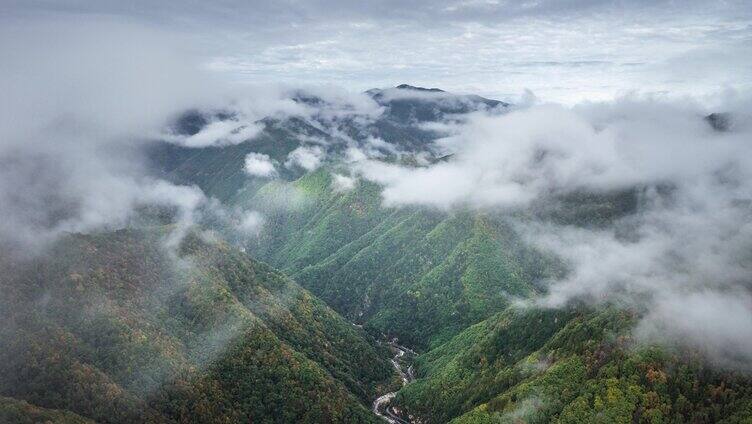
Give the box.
[0,228,395,423]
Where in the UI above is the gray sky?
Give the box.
[3,0,752,102]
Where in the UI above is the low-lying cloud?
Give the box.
[285,145,325,171]
[357,93,752,369]
[0,17,217,255]
[332,174,357,192]
[172,120,264,148]
[244,153,277,177]
[359,98,751,209]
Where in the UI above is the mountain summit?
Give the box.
[394,84,446,92]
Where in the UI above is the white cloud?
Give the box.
[358,105,620,208]
[357,93,752,368]
[237,210,265,235]
[332,174,356,192]
[244,153,276,177]
[0,16,214,255]
[177,120,262,147]
[359,97,751,209]
[285,145,325,171]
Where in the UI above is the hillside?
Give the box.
[150,86,534,350]
[246,170,562,349]
[5,2,752,422]
[0,228,394,423]
[0,396,95,424]
[237,167,752,422]
[137,84,752,423]
[397,306,752,423]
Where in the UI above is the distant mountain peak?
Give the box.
[395,84,445,92]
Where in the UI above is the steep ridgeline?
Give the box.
[0,229,394,423]
[245,170,563,350]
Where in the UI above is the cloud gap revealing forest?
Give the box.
[2,2,752,423]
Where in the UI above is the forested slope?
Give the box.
[141,85,752,423]
[246,170,560,349]
[0,229,393,423]
[397,307,752,423]
[0,396,95,424]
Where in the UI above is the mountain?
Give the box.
[11,84,751,423]
[1,83,514,423]
[0,228,394,423]
[144,84,752,423]
[368,84,508,125]
[244,170,562,349]
[148,84,508,203]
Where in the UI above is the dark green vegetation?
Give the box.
[149,152,752,423]
[0,396,95,424]
[0,229,393,423]
[398,307,752,423]
[248,171,561,350]
[143,86,752,423]
[240,173,752,422]
[7,85,751,423]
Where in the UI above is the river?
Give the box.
[372,339,416,423]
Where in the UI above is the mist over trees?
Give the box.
[2,2,752,423]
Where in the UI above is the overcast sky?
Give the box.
[3,0,751,103]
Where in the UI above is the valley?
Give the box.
[3,2,752,423]
[372,340,416,424]
[3,84,752,423]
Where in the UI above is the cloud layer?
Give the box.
[5,1,751,103]
[357,93,752,368]
[0,17,216,254]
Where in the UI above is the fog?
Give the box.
[285,145,325,171]
[359,97,751,208]
[2,6,751,374]
[0,16,373,254]
[355,93,752,369]
[0,17,219,255]
[244,153,277,177]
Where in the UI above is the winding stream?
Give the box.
[373,340,416,423]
